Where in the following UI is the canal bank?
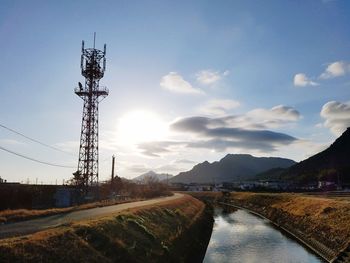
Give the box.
[220,192,350,263]
[188,191,350,262]
[204,207,324,263]
[0,194,214,263]
[218,202,327,262]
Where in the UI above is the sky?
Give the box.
[0,0,350,183]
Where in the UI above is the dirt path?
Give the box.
[0,193,183,239]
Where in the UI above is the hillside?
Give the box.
[254,167,287,180]
[170,154,295,184]
[281,127,350,183]
[132,171,173,182]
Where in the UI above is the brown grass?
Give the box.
[0,194,206,263]
[184,191,222,198]
[0,198,144,224]
[227,192,350,253]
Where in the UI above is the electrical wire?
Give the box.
[0,123,75,156]
[0,145,75,168]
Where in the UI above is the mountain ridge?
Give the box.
[280,127,350,183]
[170,154,296,184]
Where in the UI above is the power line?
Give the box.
[0,123,75,156]
[0,145,75,168]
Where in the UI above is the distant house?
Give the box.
[259,180,290,190]
[318,181,337,190]
[184,183,214,192]
[238,181,260,190]
[187,185,203,192]
[169,183,186,191]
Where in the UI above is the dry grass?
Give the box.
[184,191,222,198]
[0,194,206,263]
[228,192,350,253]
[0,198,144,224]
[0,208,73,224]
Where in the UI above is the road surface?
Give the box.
[0,193,183,239]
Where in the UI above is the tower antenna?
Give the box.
[73,35,109,198]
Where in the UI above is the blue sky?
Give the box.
[1,0,350,182]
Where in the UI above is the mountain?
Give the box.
[254,167,287,180]
[281,128,350,184]
[170,154,296,184]
[133,171,173,183]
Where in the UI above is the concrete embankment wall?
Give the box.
[0,194,214,263]
[221,192,350,263]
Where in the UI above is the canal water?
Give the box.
[203,208,324,263]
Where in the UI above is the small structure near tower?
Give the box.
[73,34,108,198]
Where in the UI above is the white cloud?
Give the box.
[160,72,203,94]
[294,60,350,86]
[245,105,301,128]
[155,163,185,173]
[198,99,240,116]
[137,104,301,157]
[293,73,318,87]
[320,101,350,135]
[125,103,302,158]
[170,113,298,153]
[127,163,151,174]
[196,70,229,85]
[319,61,349,79]
[175,159,195,164]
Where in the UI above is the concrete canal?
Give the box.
[204,207,324,263]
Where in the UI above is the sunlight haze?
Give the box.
[0,0,349,183]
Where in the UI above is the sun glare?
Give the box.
[117,110,168,145]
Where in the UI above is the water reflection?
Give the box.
[203,208,324,263]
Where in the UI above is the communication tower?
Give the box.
[74,34,108,195]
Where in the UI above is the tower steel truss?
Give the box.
[74,37,108,195]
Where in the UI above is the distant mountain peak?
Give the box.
[133,170,173,182]
[143,170,157,176]
[221,153,252,159]
[170,154,295,184]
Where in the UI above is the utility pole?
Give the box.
[111,155,115,182]
[111,155,116,193]
[73,33,109,199]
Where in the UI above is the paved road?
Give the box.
[0,193,183,239]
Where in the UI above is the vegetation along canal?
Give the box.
[203,207,324,263]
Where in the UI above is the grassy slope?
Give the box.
[226,192,350,257]
[187,191,350,260]
[0,195,209,263]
